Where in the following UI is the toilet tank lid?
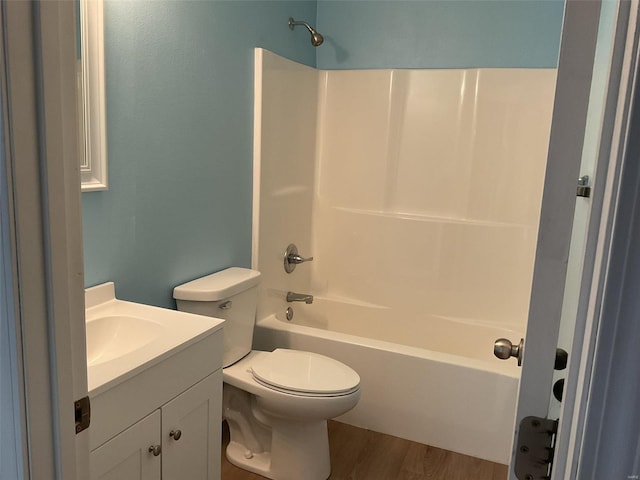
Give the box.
[173,267,261,302]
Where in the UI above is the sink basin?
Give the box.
[86,315,161,367]
[85,282,224,395]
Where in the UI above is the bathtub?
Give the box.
[252,305,521,465]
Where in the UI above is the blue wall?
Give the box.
[83,0,564,309]
[315,0,565,69]
[82,0,316,308]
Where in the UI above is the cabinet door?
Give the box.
[90,410,161,480]
[162,370,222,480]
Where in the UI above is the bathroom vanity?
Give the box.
[85,283,224,480]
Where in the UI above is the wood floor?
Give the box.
[221,420,508,480]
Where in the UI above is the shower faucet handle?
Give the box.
[284,244,313,273]
[288,253,314,264]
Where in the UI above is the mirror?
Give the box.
[78,0,107,191]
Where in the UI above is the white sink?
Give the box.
[85,282,224,395]
[86,315,161,367]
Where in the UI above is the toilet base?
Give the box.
[226,417,331,480]
[226,441,272,477]
[226,419,331,480]
[224,385,331,480]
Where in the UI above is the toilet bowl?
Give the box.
[223,350,360,479]
[173,268,360,480]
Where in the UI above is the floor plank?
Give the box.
[399,442,449,479]
[325,420,369,479]
[346,428,411,479]
[222,420,508,480]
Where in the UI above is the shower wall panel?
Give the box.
[313,68,556,332]
[255,49,556,337]
[253,50,318,321]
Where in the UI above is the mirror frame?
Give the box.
[79,0,107,192]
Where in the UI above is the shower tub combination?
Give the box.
[253,303,521,464]
[251,49,556,464]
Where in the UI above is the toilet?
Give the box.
[173,267,360,480]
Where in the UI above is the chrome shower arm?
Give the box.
[288,17,324,47]
[288,17,314,34]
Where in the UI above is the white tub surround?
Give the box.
[252,49,557,463]
[254,49,556,337]
[252,50,317,323]
[314,67,556,334]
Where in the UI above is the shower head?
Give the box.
[288,17,324,47]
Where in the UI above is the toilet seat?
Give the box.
[249,349,360,397]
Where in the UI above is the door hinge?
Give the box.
[515,416,558,480]
[577,175,591,197]
[75,396,91,434]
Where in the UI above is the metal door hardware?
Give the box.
[554,348,568,370]
[75,396,91,434]
[553,379,565,402]
[577,175,592,197]
[514,416,558,480]
[284,244,313,273]
[494,338,524,366]
[170,429,182,441]
[494,339,567,371]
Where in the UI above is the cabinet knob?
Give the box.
[170,429,182,441]
[148,445,162,456]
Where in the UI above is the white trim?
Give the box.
[251,49,263,270]
[557,1,640,477]
[1,2,88,478]
[572,0,640,473]
[552,0,637,479]
[38,1,90,477]
[80,0,108,192]
[1,3,58,475]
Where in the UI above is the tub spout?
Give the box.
[286,292,314,304]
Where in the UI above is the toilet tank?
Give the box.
[173,267,261,367]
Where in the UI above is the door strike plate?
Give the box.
[514,416,558,480]
[75,396,91,434]
[577,175,592,198]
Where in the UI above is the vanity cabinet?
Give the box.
[90,410,161,480]
[161,370,221,479]
[90,370,222,480]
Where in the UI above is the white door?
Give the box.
[503,1,639,479]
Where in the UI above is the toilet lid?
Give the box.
[250,349,360,395]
